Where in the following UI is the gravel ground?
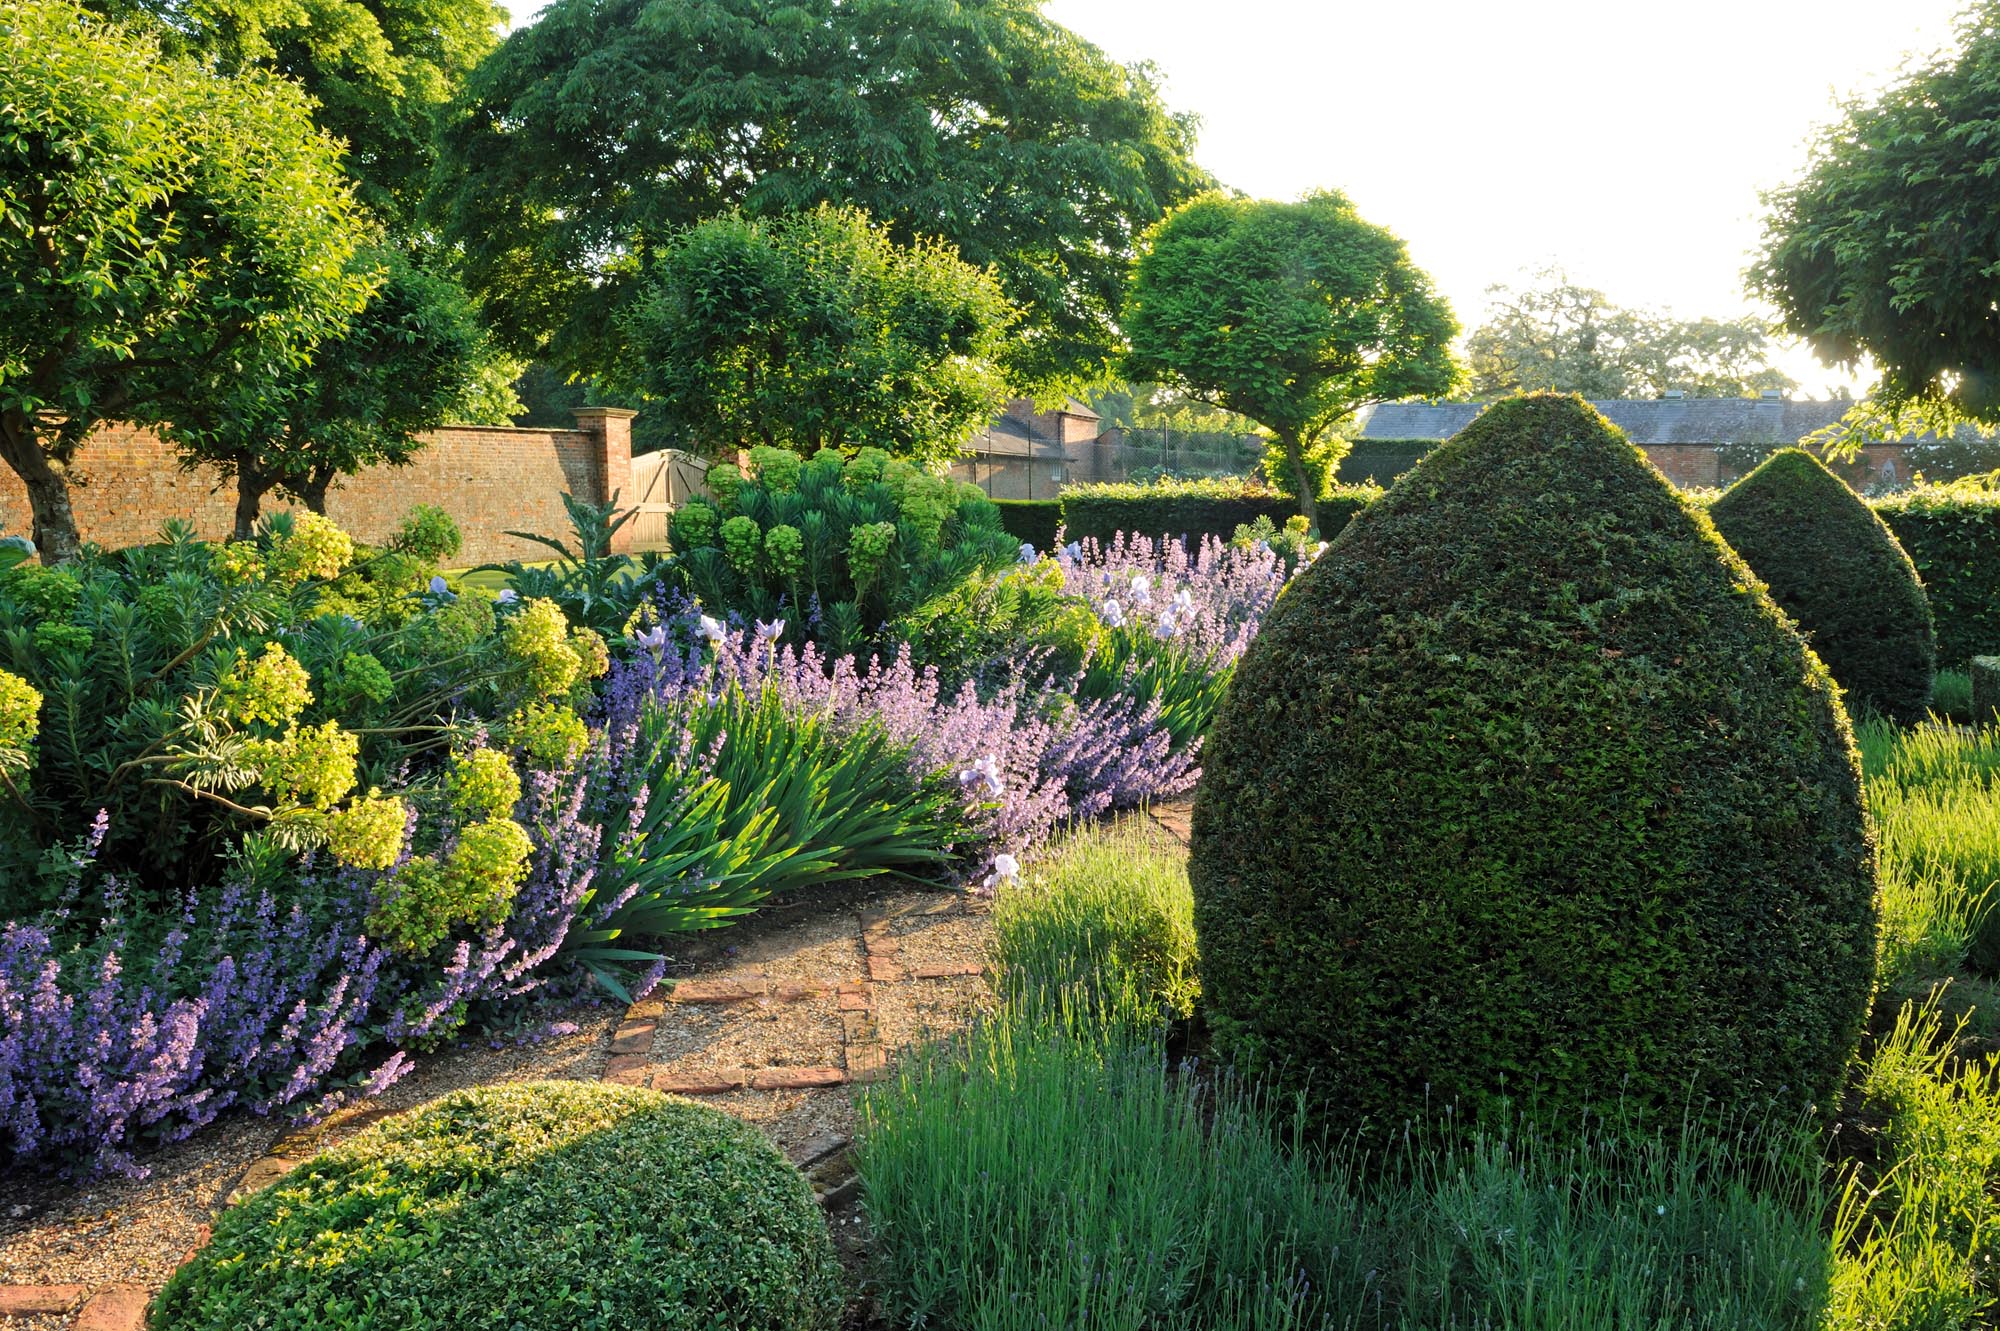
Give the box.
[0,869,1025,1315]
[0,1001,623,1291]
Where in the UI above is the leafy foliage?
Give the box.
[478,492,666,638]
[153,1082,846,1330]
[612,207,1015,470]
[1465,265,1795,400]
[1190,394,1878,1142]
[1711,449,1936,720]
[437,0,1210,392]
[1123,191,1458,529]
[0,513,601,904]
[0,0,372,561]
[84,0,503,232]
[171,247,511,535]
[667,445,1016,655]
[1753,2,2000,425]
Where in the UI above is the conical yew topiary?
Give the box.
[1710,448,1936,721]
[1190,394,1878,1142]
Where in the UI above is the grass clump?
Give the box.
[1859,718,2000,984]
[857,1009,1829,1331]
[992,817,1198,1029]
[152,1081,845,1331]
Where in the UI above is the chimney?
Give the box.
[1759,389,1784,400]
[1662,389,1685,400]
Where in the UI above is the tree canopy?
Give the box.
[84,0,503,231]
[1466,267,1795,401]
[610,206,1015,471]
[171,248,509,536]
[1122,191,1459,529]
[435,0,1211,395]
[1752,2,2000,425]
[0,0,373,561]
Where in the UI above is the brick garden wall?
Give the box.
[0,409,637,565]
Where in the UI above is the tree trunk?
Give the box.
[1281,430,1320,533]
[297,467,335,515]
[233,466,276,541]
[0,410,83,563]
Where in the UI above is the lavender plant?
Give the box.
[0,750,628,1175]
[596,611,1198,916]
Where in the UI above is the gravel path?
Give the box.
[0,1004,623,1293]
[0,807,1199,1326]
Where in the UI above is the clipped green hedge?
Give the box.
[1873,484,2000,669]
[1059,476,1380,546]
[1711,449,1936,720]
[152,1082,845,1331]
[993,499,1064,553]
[1337,437,1437,487]
[1191,394,1878,1144]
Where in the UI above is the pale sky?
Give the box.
[501,0,1970,396]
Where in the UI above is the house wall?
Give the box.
[1,409,637,565]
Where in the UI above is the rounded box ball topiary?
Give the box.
[1710,447,1936,721]
[150,1081,845,1331]
[1190,394,1878,1144]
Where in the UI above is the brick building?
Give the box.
[950,398,1265,498]
[1363,392,1909,489]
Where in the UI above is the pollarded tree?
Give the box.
[172,248,511,536]
[1122,191,1460,531]
[435,0,1211,393]
[1753,1,2000,425]
[611,207,1016,471]
[1709,449,1937,721]
[0,0,372,562]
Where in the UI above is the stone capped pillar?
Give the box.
[571,407,638,553]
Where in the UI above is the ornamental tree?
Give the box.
[1123,192,1460,530]
[611,207,1015,470]
[172,248,510,536]
[435,0,1210,393]
[0,0,372,562]
[85,0,503,232]
[1753,1,2000,424]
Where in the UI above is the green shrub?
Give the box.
[1710,449,1936,720]
[1336,437,1436,486]
[152,1081,845,1331]
[993,819,1197,1028]
[1058,475,1379,545]
[893,558,1103,688]
[668,445,1015,654]
[1191,393,1879,1143]
[1874,479,2000,669]
[993,499,1064,552]
[0,514,599,908]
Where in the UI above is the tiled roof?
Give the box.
[1362,398,1870,445]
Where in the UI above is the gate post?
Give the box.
[571,407,638,554]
